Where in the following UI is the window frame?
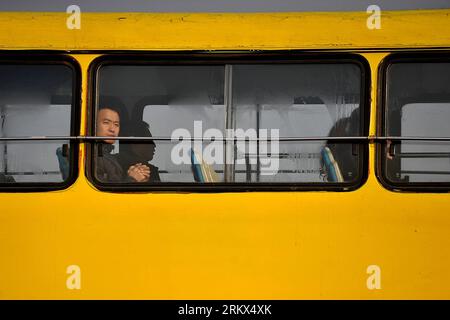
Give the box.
[0,53,81,192]
[87,53,370,192]
[376,52,450,192]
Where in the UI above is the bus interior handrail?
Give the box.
[2,136,450,142]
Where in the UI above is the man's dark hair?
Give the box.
[98,105,122,117]
[97,95,127,124]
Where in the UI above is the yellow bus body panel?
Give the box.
[0,11,450,299]
[0,10,449,50]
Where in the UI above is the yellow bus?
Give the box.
[0,8,450,299]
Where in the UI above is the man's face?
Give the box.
[97,108,120,144]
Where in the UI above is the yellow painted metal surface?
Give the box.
[0,11,450,299]
[0,10,449,50]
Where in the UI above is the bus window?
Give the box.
[232,64,363,183]
[94,64,225,184]
[90,56,368,190]
[381,57,450,188]
[0,61,78,189]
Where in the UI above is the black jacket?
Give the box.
[94,144,126,183]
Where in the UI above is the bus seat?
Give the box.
[190,148,219,183]
[321,146,344,182]
[56,146,70,181]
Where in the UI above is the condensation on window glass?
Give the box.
[97,65,225,183]
[398,103,450,182]
[0,65,73,184]
[95,62,364,185]
[232,64,362,183]
[385,62,450,183]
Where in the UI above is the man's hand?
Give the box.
[127,163,151,182]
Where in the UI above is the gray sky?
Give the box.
[0,0,449,12]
